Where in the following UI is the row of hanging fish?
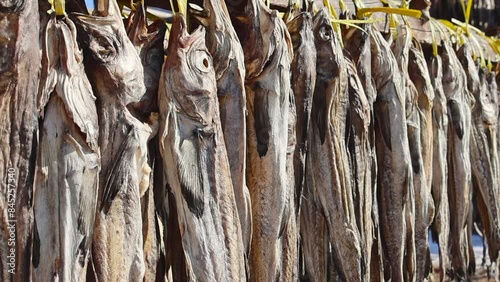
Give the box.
[1,0,500,280]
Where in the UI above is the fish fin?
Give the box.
[448,99,464,140]
[253,88,271,157]
[101,127,136,212]
[177,134,204,218]
[374,99,392,151]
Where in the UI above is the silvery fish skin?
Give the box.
[370,27,412,282]
[33,16,99,281]
[158,14,246,281]
[344,24,376,282]
[307,9,362,282]
[71,0,157,280]
[125,4,166,280]
[0,0,39,280]
[408,40,435,281]
[426,52,450,282]
[458,45,500,265]
[188,0,252,256]
[391,27,417,282]
[441,41,472,279]
[226,1,293,280]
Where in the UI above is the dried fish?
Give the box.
[458,44,500,268]
[370,26,413,282]
[426,50,450,282]
[392,26,417,282]
[307,9,362,282]
[71,0,157,280]
[188,0,252,255]
[441,40,472,279]
[286,8,316,223]
[125,3,166,280]
[158,14,246,281]
[408,40,435,281]
[33,15,99,281]
[286,10,318,282]
[344,24,376,282]
[126,0,167,118]
[226,0,293,280]
[0,0,40,280]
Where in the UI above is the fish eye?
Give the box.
[192,50,212,73]
[318,25,332,42]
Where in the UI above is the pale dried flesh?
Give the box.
[33,16,99,282]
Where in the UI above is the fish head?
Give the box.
[125,0,151,48]
[313,9,340,77]
[457,43,480,98]
[71,0,146,104]
[188,0,236,79]
[343,23,370,62]
[165,14,216,126]
[286,12,314,52]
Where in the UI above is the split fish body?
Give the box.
[158,14,246,281]
[33,16,99,282]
